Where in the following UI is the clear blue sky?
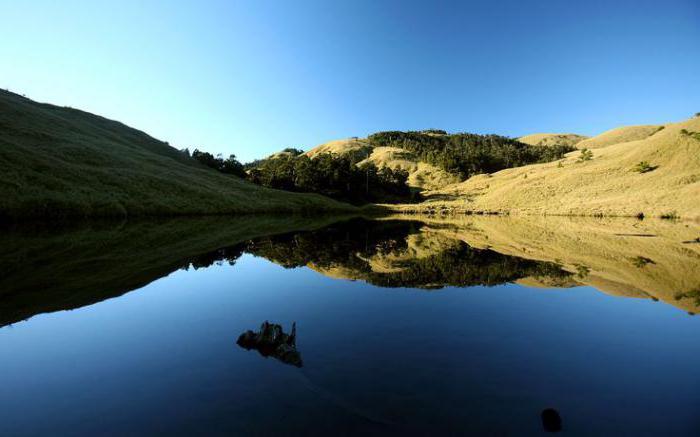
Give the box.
[2,0,699,162]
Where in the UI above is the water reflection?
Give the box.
[1,215,699,328]
[237,321,303,367]
[2,215,700,435]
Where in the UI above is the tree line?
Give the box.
[368,130,575,180]
[247,153,414,204]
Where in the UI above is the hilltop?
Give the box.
[575,124,662,149]
[391,116,700,219]
[0,90,354,220]
[518,133,588,148]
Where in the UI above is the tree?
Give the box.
[577,148,593,162]
[191,149,246,178]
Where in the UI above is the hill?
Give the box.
[0,90,354,220]
[575,124,662,149]
[518,133,589,148]
[305,138,459,191]
[304,131,572,192]
[391,116,700,219]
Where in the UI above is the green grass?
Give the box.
[0,90,356,220]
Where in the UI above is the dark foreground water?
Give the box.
[1,217,699,436]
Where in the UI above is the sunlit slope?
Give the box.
[518,133,588,148]
[393,215,700,314]
[575,124,662,149]
[306,137,459,190]
[0,90,354,219]
[397,117,700,218]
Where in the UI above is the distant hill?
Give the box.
[392,116,700,219]
[0,90,354,220]
[302,131,572,192]
[518,133,589,148]
[575,124,662,149]
[305,137,460,191]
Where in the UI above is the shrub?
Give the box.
[574,264,590,278]
[630,256,655,268]
[577,148,593,162]
[632,161,657,173]
[660,211,679,220]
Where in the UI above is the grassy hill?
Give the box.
[305,137,459,190]
[575,124,662,149]
[518,133,589,148]
[0,90,354,220]
[390,116,700,219]
[303,131,572,192]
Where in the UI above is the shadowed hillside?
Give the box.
[0,90,355,220]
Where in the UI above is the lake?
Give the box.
[1,216,699,436]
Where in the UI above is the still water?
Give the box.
[1,217,699,435]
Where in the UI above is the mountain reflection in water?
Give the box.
[1,215,699,328]
[2,215,700,435]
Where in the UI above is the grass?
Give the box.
[0,90,357,220]
[388,115,700,219]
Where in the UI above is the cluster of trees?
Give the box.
[247,154,413,204]
[243,148,305,170]
[181,148,247,178]
[368,131,575,180]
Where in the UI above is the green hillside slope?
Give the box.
[0,90,354,220]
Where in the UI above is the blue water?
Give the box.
[1,249,698,436]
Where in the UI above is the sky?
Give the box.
[1,0,699,162]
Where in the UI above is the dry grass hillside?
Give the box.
[305,138,459,190]
[575,124,662,149]
[392,116,700,219]
[518,133,588,148]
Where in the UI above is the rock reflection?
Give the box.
[237,321,303,367]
